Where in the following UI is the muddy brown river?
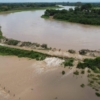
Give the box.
[0,6,100,50]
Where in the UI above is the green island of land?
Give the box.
[42,3,100,25]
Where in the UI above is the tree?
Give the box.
[81,4,92,11]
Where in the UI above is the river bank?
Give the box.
[0,6,60,14]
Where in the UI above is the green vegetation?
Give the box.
[87,73,100,94]
[41,44,48,49]
[95,92,100,97]
[1,37,50,49]
[62,58,74,67]
[42,3,100,25]
[73,70,79,75]
[0,26,3,39]
[80,84,85,88]
[79,49,87,55]
[81,70,85,74]
[62,71,65,75]
[88,69,91,73]
[0,30,3,39]
[0,45,49,60]
[77,57,100,73]
[68,49,76,54]
[6,39,20,45]
[0,3,58,12]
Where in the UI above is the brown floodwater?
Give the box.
[0,6,100,50]
[0,56,100,100]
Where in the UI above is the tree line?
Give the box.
[0,3,56,11]
[42,4,100,25]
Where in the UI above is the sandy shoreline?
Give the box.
[0,55,100,100]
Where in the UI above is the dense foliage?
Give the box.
[0,45,49,60]
[77,57,100,72]
[62,58,74,67]
[0,3,57,12]
[43,4,100,25]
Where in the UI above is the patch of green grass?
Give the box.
[41,15,49,19]
[6,39,20,45]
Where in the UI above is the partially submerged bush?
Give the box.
[68,49,76,54]
[6,39,20,45]
[81,70,85,74]
[20,42,32,47]
[95,92,100,97]
[80,84,85,88]
[79,49,87,55]
[77,57,100,72]
[62,58,74,67]
[73,70,79,75]
[41,44,48,49]
[62,71,65,75]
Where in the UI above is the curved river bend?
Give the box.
[0,7,100,50]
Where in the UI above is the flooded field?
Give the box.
[0,56,99,100]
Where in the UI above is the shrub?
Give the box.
[62,71,65,75]
[41,44,48,49]
[88,69,91,73]
[6,39,20,45]
[80,84,85,88]
[73,70,79,75]
[77,57,100,72]
[81,70,85,74]
[63,58,74,67]
[68,49,76,54]
[95,92,100,97]
[79,50,87,55]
